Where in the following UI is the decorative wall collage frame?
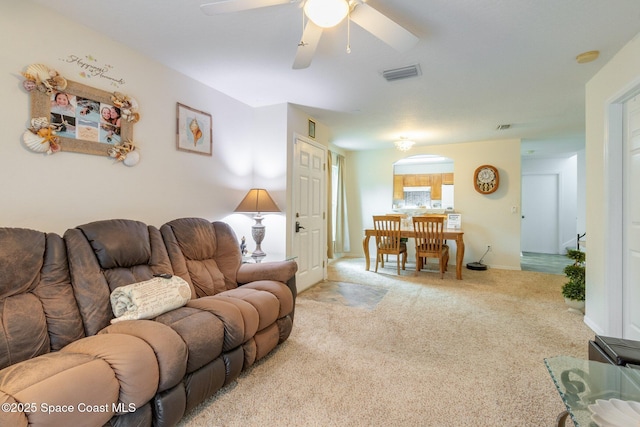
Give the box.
[30,80,135,157]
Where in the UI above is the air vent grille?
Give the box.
[496,124,511,130]
[382,64,422,82]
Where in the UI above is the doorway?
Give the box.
[521,173,560,254]
[292,136,327,292]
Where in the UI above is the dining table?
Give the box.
[362,228,465,279]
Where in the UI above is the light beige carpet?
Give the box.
[178,258,592,426]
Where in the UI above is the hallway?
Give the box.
[520,252,573,275]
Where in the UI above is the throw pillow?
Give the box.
[110,275,191,323]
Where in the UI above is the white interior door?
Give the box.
[521,174,559,253]
[623,96,640,339]
[292,137,326,292]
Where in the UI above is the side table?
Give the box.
[545,356,640,426]
[242,253,296,264]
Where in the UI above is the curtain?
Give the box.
[333,153,350,255]
[327,152,334,259]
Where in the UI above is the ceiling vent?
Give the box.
[496,124,511,130]
[382,64,422,82]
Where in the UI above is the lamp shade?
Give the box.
[234,188,280,214]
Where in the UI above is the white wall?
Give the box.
[0,2,293,254]
[521,155,579,252]
[576,149,587,239]
[584,31,640,336]
[347,138,522,270]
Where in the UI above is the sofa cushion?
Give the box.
[161,218,242,297]
[110,276,191,323]
[165,218,218,261]
[0,229,43,298]
[64,220,174,335]
[78,219,152,269]
[0,228,84,370]
[240,280,295,319]
[154,306,226,373]
[216,287,279,332]
[186,258,227,296]
[0,352,119,427]
[99,320,188,392]
[61,334,159,410]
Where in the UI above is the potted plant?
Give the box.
[562,249,585,314]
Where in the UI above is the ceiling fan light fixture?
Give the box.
[304,0,349,28]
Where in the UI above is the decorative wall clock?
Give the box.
[473,165,499,194]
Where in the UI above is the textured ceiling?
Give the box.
[27,0,640,156]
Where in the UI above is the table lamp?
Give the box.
[234,188,281,257]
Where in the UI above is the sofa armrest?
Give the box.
[0,332,158,426]
[60,334,159,411]
[99,320,188,392]
[0,352,117,427]
[237,260,297,285]
[237,261,298,315]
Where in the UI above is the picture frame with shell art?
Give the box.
[21,63,141,166]
[176,102,212,156]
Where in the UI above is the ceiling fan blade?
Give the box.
[200,0,294,15]
[292,21,323,69]
[350,3,418,52]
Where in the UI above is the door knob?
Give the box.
[295,221,305,233]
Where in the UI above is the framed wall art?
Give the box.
[22,63,140,165]
[176,103,212,156]
[30,80,136,156]
[308,119,316,139]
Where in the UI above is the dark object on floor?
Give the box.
[466,262,487,270]
[467,246,490,270]
[588,335,640,367]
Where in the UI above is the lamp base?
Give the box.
[251,214,267,257]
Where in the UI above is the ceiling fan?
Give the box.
[200,0,418,69]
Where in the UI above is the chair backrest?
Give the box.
[64,219,174,336]
[413,216,445,254]
[0,228,85,369]
[160,218,242,298]
[373,215,403,252]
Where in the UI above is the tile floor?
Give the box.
[300,280,388,311]
[303,254,571,309]
[520,251,573,275]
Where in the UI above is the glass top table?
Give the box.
[242,253,297,264]
[545,356,640,426]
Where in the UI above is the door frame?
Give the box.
[289,133,328,290]
[603,82,640,337]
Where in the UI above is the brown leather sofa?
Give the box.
[0,218,297,427]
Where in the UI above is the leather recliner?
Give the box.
[0,218,298,427]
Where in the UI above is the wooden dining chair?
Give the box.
[373,215,407,274]
[413,216,449,278]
